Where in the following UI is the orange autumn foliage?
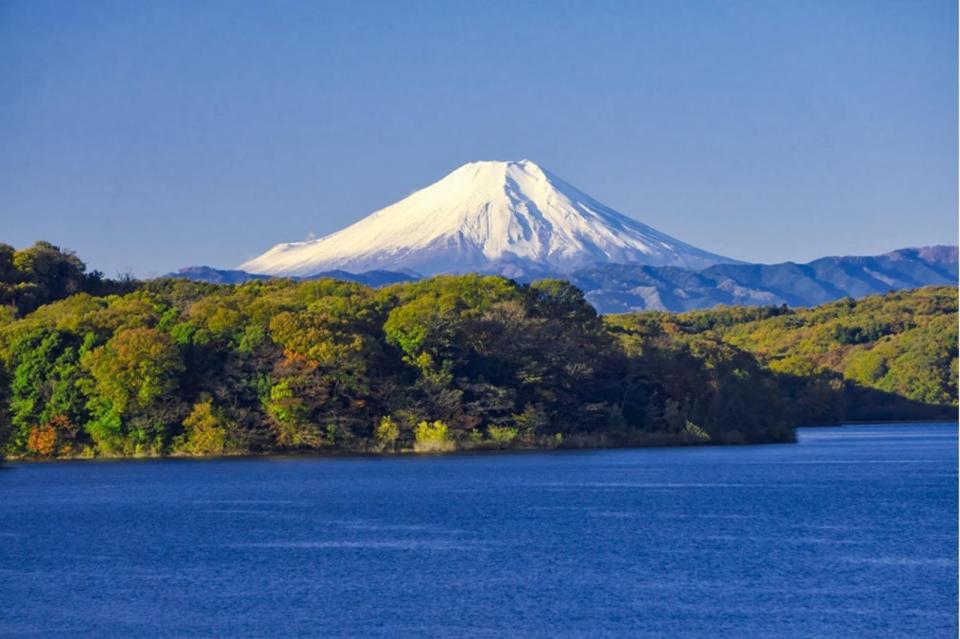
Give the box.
[27,424,58,456]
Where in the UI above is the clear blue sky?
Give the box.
[1,0,956,276]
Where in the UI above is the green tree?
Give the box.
[179,397,230,455]
[81,327,185,453]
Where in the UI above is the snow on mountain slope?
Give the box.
[240,160,735,276]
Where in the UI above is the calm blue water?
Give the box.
[1,423,956,638]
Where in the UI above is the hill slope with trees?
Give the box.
[0,274,799,458]
[607,287,957,424]
[0,242,953,459]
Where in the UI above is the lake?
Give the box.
[1,423,956,638]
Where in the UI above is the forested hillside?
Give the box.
[0,269,794,458]
[607,287,958,423]
[0,242,953,459]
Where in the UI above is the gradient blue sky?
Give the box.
[1,0,956,276]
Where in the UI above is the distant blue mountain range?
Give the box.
[167,245,957,313]
[167,266,417,288]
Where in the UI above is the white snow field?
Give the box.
[240,160,733,277]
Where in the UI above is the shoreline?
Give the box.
[831,417,959,425]
[0,419,960,468]
[1,431,772,463]
[5,420,956,464]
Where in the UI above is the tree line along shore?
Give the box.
[1,241,955,459]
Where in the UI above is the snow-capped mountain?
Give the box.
[240,160,735,277]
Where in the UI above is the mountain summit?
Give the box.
[240,160,735,277]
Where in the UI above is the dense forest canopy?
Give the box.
[0,242,955,459]
[608,287,958,423]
